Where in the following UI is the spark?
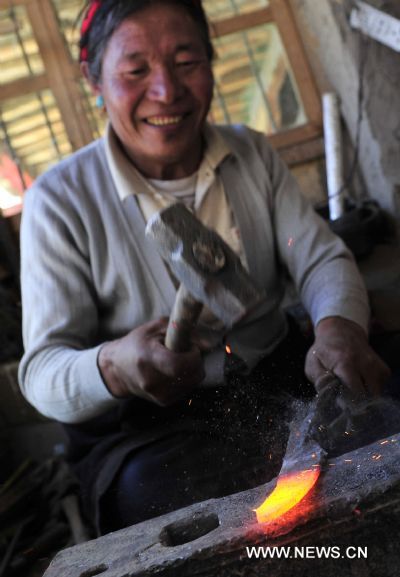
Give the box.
[372,454,382,461]
[344,459,353,463]
[188,399,193,406]
[380,440,389,445]
[225,344,232,355]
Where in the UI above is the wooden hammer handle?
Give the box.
[165,284,203,352]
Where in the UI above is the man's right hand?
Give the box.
[98,318,205,406]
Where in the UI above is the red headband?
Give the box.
[80,1,102,62]
[80,0,203,62]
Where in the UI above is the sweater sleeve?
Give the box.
[256,132,370,333]
[18,176,119,424]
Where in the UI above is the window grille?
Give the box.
[0,0,321,214]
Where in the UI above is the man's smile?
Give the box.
[144,114,186,127]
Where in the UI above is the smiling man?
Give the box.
[19,0,389,536]
[87,4,214,179]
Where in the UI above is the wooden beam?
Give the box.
[268,123,321,150]
[0,0,30,8]
[0,74,48,102]
[26,0,93,150]
[269,0,322,131]
[0,21,18,33]
[211,7,273,38]
[279,136,325,167]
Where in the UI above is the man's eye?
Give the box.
[128,68,146,76]
[177,60,197,67]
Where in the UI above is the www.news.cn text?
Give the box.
[246,546,368,560]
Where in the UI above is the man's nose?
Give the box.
[147,67,184,103]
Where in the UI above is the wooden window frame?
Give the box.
[210,0,323,160]
[0,0,93,150]
[0,0,323,166]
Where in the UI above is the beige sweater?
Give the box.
[19,124,369,424]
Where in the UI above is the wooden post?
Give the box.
[269,0,322,135]
[25,0,94,150]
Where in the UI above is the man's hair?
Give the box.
[80,0,214,84]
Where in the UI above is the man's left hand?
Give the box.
[305,316,390,399]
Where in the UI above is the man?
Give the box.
[19,0,389,534]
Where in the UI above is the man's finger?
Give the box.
[305,347,330,385]
[332,365,367,401]
[152,343,203,379]
[360,356,391,397]
[144,317,169,337]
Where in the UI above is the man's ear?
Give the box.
[80,61,101,96]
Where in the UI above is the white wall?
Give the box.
[290,0,400,217]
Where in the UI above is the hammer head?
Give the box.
[146,203,265,327]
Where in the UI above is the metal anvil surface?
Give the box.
[44,433,400,577]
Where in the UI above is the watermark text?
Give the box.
[246,546,368,560]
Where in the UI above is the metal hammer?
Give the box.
[146,203,264,352]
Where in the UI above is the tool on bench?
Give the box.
[278,372,400,478]
[146,203,265,352]
[309,373,400,457]
[255,372,400,523]
[280,369,400,466]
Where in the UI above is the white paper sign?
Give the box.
[350,1,400,53]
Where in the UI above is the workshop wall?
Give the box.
[291,0,400,218]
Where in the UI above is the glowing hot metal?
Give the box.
[254,399,326,525]
[254,467,321,523]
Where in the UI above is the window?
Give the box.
[0,0,322,213]
[208,0,321,148]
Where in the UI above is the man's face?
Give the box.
[96,3,214,179]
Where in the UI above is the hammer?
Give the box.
[146,203,264,352]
